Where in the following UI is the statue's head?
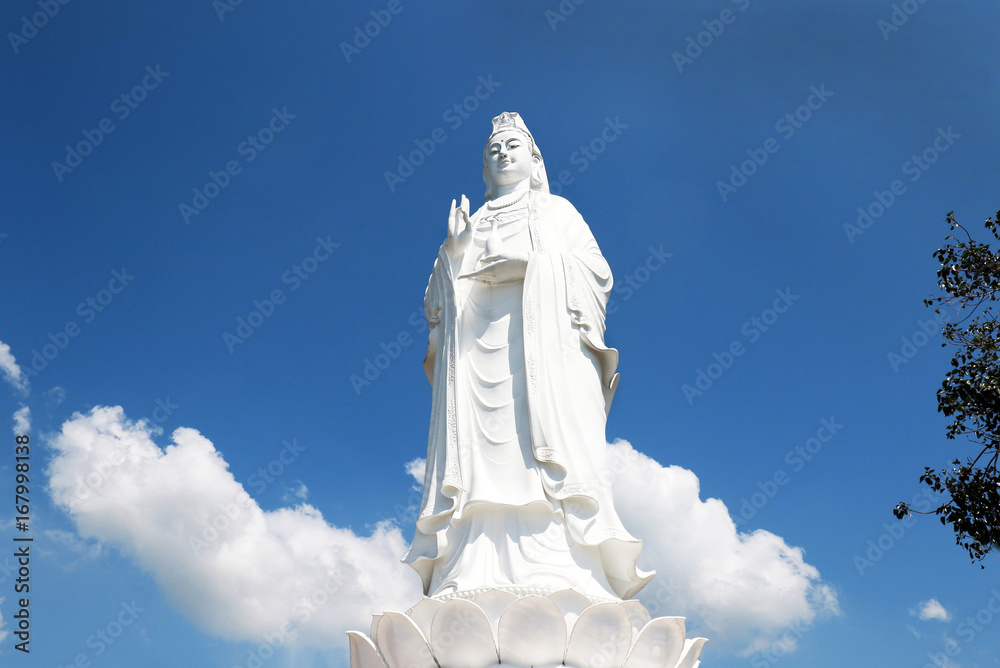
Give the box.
[483,112,550,200]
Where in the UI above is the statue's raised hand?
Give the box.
[444,194,473,260]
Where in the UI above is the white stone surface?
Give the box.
[347,588,707,668]
[404,111,652,602]
[349,113,707,667]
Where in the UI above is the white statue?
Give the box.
[349,112,706,668]
[403,112,654,603]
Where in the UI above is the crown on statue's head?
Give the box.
[489,111,535,148]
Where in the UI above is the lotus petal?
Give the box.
[347,631,388,668]
[564,602,632,668]
[473,589,518,642]
[546,588,593,632]
[674,637,708,668]
[622,617,686,668]
[431,598,498,668]
[618,600,651,637]
[370,613,383,646]
[377,611,436,668]
[497,595,567,665]
[408,598,445,646]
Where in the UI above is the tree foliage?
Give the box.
[894,210,1000,565]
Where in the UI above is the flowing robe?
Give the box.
[404,192,653,601]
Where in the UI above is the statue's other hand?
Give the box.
[459,252,529,284]
[445,194,473,258]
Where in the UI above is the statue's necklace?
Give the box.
[487,191,527,210]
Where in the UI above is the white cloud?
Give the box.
[284,481,309,502]
[906,623,921,639]
[608,439,840,656]
[912,598,951,622]
[47,406,420,647]
[0,340,28,395]
[46,409,837,655]
[43,529,102,562]
[12,405,30,435]
[0,597,7,644]
[45,386,66,408]
[405,457,425,484]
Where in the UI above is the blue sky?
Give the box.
[1,1,999,666]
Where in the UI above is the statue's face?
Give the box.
[485,130,536,188]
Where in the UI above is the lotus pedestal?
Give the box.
[349,589,706,668]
